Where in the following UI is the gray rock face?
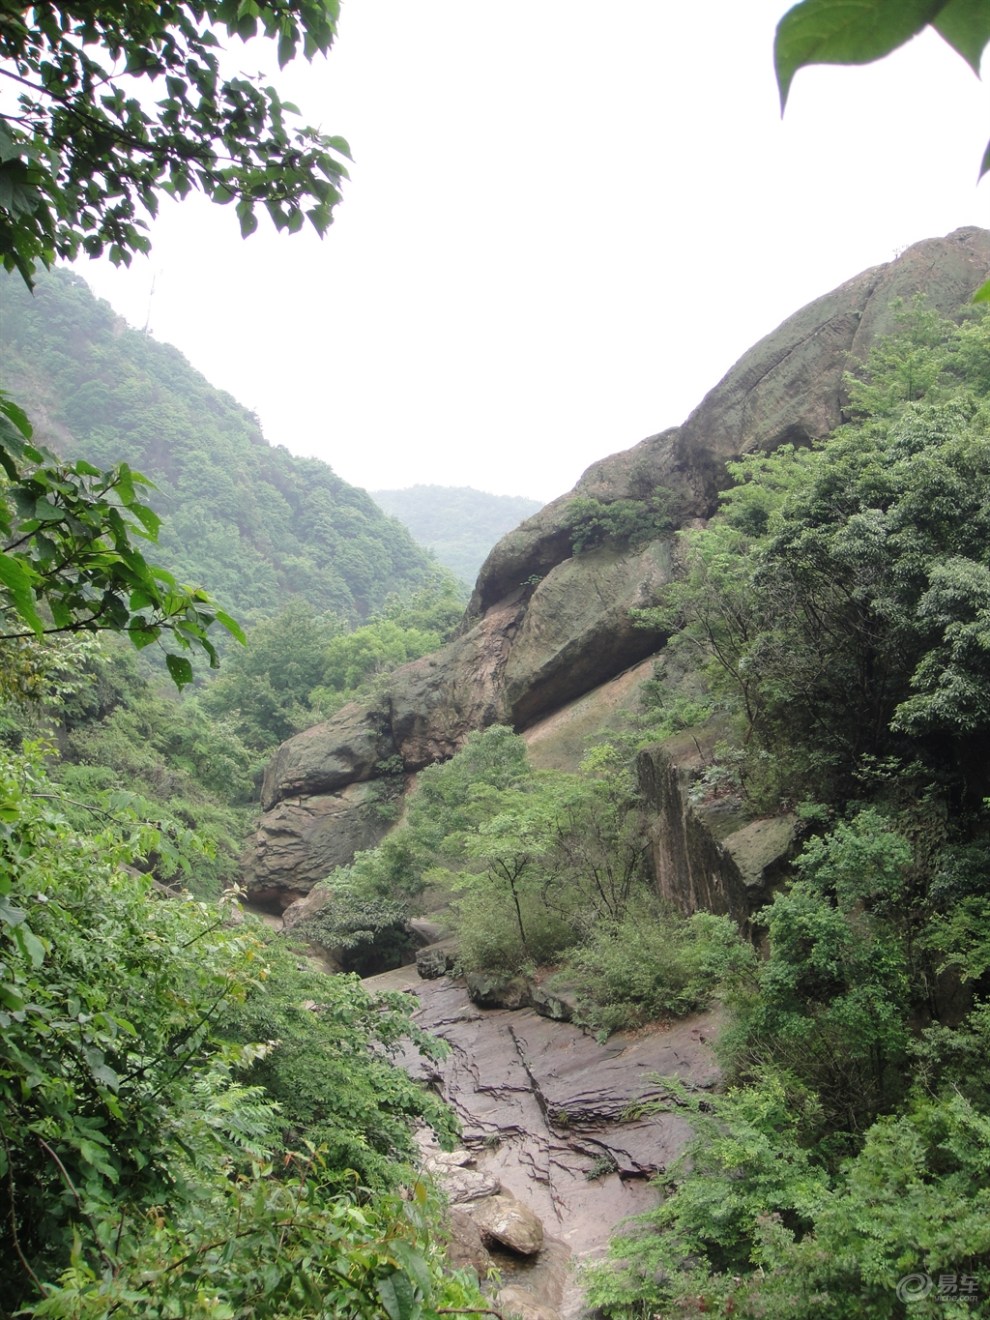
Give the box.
[502,542,671,726]
[443,1206,492,1278]
[259,703,392,811]
[637,740,798,930]
[368,965,721,1319]
[470,227,990,616]
[245,229,990,910]
[496,1285,562,1320]
[244,780,389,909]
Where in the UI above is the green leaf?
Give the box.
[0,551,43,633]
[376,1272,419,1320]
[0,983,26,1012]
[775,0,942,109]
[215,609,247,644]
[128,621,160,649]
[12,922,45,968]
[0,897,28,927]
[115,465,136,506]
[166,653,194,688]
[31,497,64,522]
[91,1062,121,1091]
[972,277,990,303]
[236,199,258,237]
[127,501,162,539]
[0,394,33,440]
[931,0,990,71]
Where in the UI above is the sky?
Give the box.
[72,1,989,504]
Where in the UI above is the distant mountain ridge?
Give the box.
[371,485,541,584]
[0,268,443,627]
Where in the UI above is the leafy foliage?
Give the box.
[775,0,990,192]
[566,899,755,1036]
[639,303,990,805]
[592,303,990,1316]
[313,728,752,1031]
[0,389,243,686]
[0,0,350,284]
[587,1076,990,1318]
[0,7,489,1314]
[562,491,674,556]
[0,743,482,1318]
[202,581,465,751]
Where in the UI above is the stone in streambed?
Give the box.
[470,1192,545,1255]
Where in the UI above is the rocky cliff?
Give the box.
[244,227,990,911]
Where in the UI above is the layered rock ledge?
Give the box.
[367,965,722,1319]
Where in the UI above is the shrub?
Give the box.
[566,897,753,1035]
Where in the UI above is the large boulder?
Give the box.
[469,1192,545,1256]
[244,780,388,911]
[637,740,797,932]
[469,227,990,616]
[245,229,990,909]
[502,541,671,725]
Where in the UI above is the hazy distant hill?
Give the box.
[1,268,444,626]
[371,485,541,585]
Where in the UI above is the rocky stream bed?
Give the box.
[363,966,722,1319]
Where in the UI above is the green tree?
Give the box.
[642,308,990,804]
[587,1079,990,1319]
[201,600,345,749]
[0,1,349,283]
[733,811,914,1137]
[0,744,482,1317]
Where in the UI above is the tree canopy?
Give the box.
[0,0,349,284]
[590,301,990,1318]
[0,388,245,684]
[0,4,356,684]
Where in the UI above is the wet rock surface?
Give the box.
[366,966,721,1317]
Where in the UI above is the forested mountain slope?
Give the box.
[1,268,440,625]
[371,485,541,584]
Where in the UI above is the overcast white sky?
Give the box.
[73,1,989,503]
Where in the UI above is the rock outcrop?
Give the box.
[245,228,990,911]
[369,964,722,1320]
[636,739,798,932]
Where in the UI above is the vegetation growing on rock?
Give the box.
[586,302,990,1316]
[301,727,752,1032]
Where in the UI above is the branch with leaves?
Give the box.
[0,1,350,284]
[0,391,244,685]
